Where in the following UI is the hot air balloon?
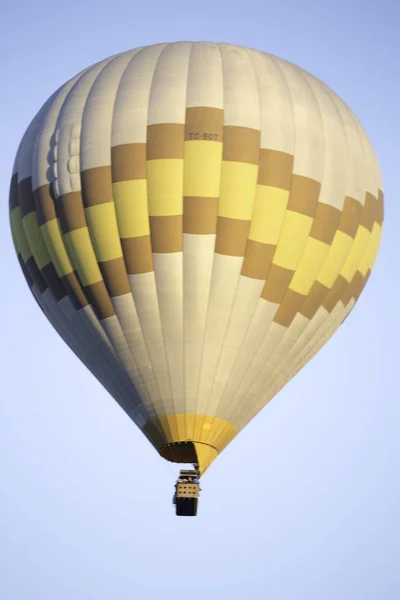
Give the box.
[9,42,383,517]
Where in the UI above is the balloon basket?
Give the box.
[173,469,200,517]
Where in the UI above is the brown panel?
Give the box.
[18,177,35,217]
[323,275,347,312]
[287,175,321,217]
[258,149,293,190]
[300,281,329,319]
[376,190,384,225]
[183,196,218,234]
[41,262,67,302]
[61,272,89,310]
[150,215,182,253]
[309,202,342,244]
[185,106,224,142]
[81,166,113,206]
[100,257,131,297]
[121,236,154,274]
[355,271,370,300]
[9,173,19,211]
[147,124,184,160]
[57,192,87,233]
[261,264,294,303]
[241,240,275,280]
[338,196,363,238]
[342,271,367,305]
[35,184,56,225]
[26,257,47,293]
[111,143,147,182]
[274,289,305,327]
[215,217,250,257]
[360,192,377,232]
[222,126,260,165]
[83,280,115,320]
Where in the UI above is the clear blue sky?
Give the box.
[1,1,399,598]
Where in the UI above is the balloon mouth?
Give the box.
[160,441,218,475]
[160,440,211,462]
[142,413,238,474]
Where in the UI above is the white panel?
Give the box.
[183,234,215,411]
[186,42,224,109]
[354,120,380,198]
[274,302,354,405]
[80,304,151,417]
[208,276,265,410]
[148,42,192,125]
[111,293,160,413]
[247,50,295,154]
[235,321,295,413]
[39,289,147,425]
[196,254,245,416]
[56,58,116,196]
[59,297,132,405]
[152,252,184,413]
[304,72,348,210]
[81,304,115,353]
[277,59,325,181]
[268,313,310,370]
[32,62,106,190]
[283,303,345,381]
[101,314,146,403]
[128,273,172,406]
[218,298,279,414]
[80,50,139,171]
[275,306,330,380]
[112,44,167,146]
[219,44,260,129]
[329,93,368,204]
[224,277,270,349]
[17,93,58,181]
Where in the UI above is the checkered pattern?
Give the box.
[9,42,383,475]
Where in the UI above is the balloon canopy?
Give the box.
[9,42,383,475]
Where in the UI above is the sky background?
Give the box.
[1,1,399,598]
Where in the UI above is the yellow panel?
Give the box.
[358,222,382,276]
[147,159,184,216]
[218,161,259,220]
[164,417,180,441]
[317,231,353,288]
[22,212,51,270]
[112,179,149,238]
[10,207,32,262]
[41,219,73,277]
[10,225,19,254]
[249,185,290,244]
[193,443,218,476]
[341,225,370,282]
[85,202,123,262]
[273,210,313,271]
[290,237,330,295]
[183,140,223,197]
[64,227,102,286]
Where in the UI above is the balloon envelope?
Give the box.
[9,42,383,474]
